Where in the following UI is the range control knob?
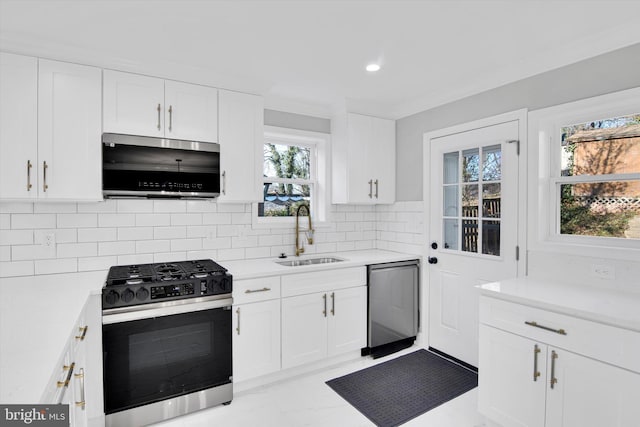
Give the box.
[136,287,150,301]
[105,290,119,305]
[122,288,135,303]
[221,276,232,292]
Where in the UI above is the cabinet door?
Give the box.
[0,53,38,199]
[327,286,366,357]
[478,325,546,427]
[232,300,281,382]
[346,113,374,204]
[164,80,218,143]
[38,60,102,200]
[103,70,164,137]
[371,117,395,204]
[545,348,640,427]
[218,90,263,202]
[282,292,327,369]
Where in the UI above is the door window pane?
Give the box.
[482,145,502,181]
[443,152,459,184]
[443,186,458,216]
[462,148,479,182]
[482,220,501,255]
[462,184,479,217]
[482,183,501,218]
[443,219,458,250]
[462,219,478,253]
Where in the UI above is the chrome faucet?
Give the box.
[295,204,314,256]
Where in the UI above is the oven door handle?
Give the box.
[102,297,232,324]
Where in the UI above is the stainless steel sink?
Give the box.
[276,256,345,267]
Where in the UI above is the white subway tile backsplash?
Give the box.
[0,230,33,245]
[258,234,282,247]
[57,213,98,228]
[186,226,216,239]
[118,227,153,241]
[117,199,154,213]
[216,203,246,213]
[202,212,232,225]
[170,213,202,226]
[0,260,34,277]
[185,250,218,260]
[153,200,186,213]
[345,212,364,222]
[0,214,9,229]
[78,228,117,242]
[270,245,292,257]
[154,252,187,263]
[57,242,98,258]
[202,237,232,250]
[78,256,117,272]
[35,258,77,275]
[170,239,202,252]
[336,222,356,232]
[117,254,154,265]
[217,225,240,237]
[99,213,135,227]
[336,241,356,252]
[99,241,135,256]
[216,248,245,261]
[232,213,252,225]
[186,200,217,213]
[154,226,187,240]
[77,200,117,213]
[245,246,271,259]
[11,214,56,229]
[0,203,33,214]
[34,229,77,244]
[0,246,10,261]
[136,213,170,227]
[33,203,77,214]
[232,235,258,248]
[136,240,171,254]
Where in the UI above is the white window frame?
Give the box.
[252,126,330,228]
[528,87,640,260]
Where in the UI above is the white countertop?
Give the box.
[220,249,422,280]
[478,277,640,332]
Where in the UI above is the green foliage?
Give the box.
[560,196,634,237]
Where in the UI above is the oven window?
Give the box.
[102,307,231,414]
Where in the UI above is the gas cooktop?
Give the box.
[102,259,232,310]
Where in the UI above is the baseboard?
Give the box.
[427,346,478,372]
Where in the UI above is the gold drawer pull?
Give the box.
[75,326,88,341]
[244,287,271,294]
[525,321,567,335]
[56,362,75,387]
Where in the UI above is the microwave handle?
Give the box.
[222,171,226,195]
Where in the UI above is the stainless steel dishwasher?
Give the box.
[365,260,419,358]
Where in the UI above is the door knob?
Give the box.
[428,257,438,264]
[431,242,438,250]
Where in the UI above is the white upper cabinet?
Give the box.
[103,70,218,143]
[0,54,102,201]
[0,52,38,199]
[332,112,396,204]
[217,89,264,203]
[38,59,102,200]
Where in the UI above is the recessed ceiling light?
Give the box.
[366,63,381,72]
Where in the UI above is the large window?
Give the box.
[254,126,328,225]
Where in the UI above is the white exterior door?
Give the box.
[427,116,522,366]
[327,286,367,357]
[0,52,38,199]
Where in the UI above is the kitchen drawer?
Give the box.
[233,276,281,304]
[281,267,366,298]
[480,295,640,373]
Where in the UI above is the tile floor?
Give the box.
[154,346,487,427]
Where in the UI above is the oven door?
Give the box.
[102,298,232,415]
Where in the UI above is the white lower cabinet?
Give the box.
[479,296,640,427]
[282,286,366,369]
[233,299,281,383]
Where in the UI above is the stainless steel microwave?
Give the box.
[102,133,220,199]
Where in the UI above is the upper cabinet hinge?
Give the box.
[507,139,520,156]
[515,245,520,261]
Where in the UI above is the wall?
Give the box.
[264,109,331,133]
[396,42,640,201]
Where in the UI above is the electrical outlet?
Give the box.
[591,264,615,280]
[44,233,55,247]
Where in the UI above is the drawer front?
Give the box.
[281,267,366,298]
[480,296,640,373]
[233,276,281,304]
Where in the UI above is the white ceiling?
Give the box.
[1,0,639,119]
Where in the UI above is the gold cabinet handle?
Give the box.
[374,179,379,199]
[157,103,162,130]
[550,350,558,389]
[27,160,33,191]
[368,179,373,198]
[245,287,271,294]
[323,293,327,317]
[235,307,240,335]
[74,368,85,410]
[222,171,226,195]
[525,321,567,336]
[75,326,88,341]
[168,105,173,132]
[43,161,48,192]
[57,362,75,387]
[533,344,541,382]
[331,292,335,316]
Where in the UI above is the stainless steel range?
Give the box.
[101,259,233,427]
